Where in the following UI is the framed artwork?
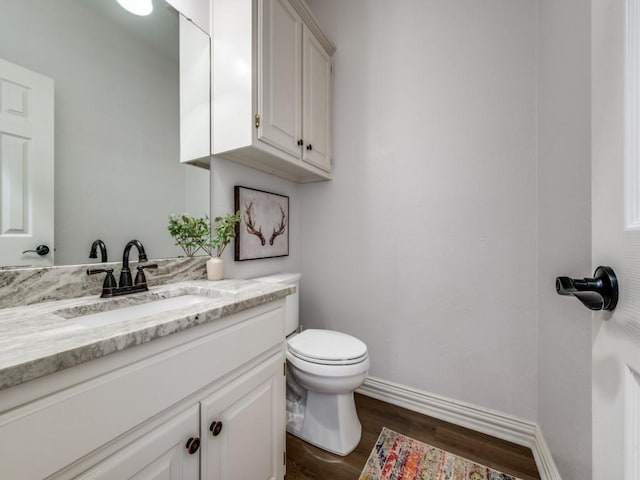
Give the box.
[234,186,289,261]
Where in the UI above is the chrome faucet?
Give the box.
[87,239,157,298]
[89,239,108,263]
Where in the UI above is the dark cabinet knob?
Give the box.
[209,421,223,436]
[306,144,313,151]
[297,139,303,146]
[185,436,201,454]
[22,244,50,256]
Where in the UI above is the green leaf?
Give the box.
[168,211,241,258]
[210,210,241,257]
[167,213,212,257]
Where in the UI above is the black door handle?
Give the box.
[22,244,50,256]
[556,266,618,311]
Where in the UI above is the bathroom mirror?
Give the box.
[0,0,210,268]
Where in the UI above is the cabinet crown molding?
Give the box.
[289,0,336,55]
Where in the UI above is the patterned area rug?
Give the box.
[359,427,524,480]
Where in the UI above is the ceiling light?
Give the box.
[116,0,153,16]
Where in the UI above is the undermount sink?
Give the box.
[58,294,211,328]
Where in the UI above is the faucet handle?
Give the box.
[87,267,114,276]
[134,263,158,287]
[87,268,117,297]
[136,263,158,272]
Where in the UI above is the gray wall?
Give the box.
[210,157,301,278]
[536,0,592,478]
[302,0,539,421]
[0,0,208,265]
[208,1,592,476]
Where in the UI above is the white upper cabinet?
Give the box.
[167,0,211,34]
[302,24,332,172]
[180,15,212,167]
[212,0,335,183]
[259,0,303,160]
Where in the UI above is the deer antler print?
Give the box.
[269,206,287,246]
[244,200,266,245]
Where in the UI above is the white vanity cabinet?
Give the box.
[0,302,286,480]
[201,354,285,480]
[212,0,335,183]
[75,404,201,480]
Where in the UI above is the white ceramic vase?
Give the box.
[206,257,224,281]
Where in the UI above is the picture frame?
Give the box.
[234,186,290,261]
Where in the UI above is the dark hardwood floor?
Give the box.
[286,393,540,480]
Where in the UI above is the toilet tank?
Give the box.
[252,273,301,336]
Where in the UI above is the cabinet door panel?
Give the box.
[302,25,332,172]
[259,0,302,158]
[75,405,199,480]
[201,354,285,480]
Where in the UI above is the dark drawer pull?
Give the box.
[185,436,200,454]
[209,421,223,436]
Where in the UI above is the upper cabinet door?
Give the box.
[259,0,302,159]
[179,15,211,166]
[302,25,332,172]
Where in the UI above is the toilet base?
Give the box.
[287,390,362,456]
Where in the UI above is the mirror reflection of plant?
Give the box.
[168,212,241,258]
[167,214,210,257]
[210,211,241,257]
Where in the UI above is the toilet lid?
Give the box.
[288,329,368,365]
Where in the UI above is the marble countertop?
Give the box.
[0,279,294,391]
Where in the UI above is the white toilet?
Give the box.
[254,273,370,456]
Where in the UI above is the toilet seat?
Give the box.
[286,348,370,378]
[287,329,368,366]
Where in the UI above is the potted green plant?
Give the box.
[205,211,241,280]
[167,214,211,257]
[168,212,241,280]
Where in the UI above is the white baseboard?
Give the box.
[356,376,561,480]
[530,424,563,480]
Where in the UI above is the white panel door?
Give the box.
[302,25,332,172]
[0,58,53,267]
[593,0,640,478]
[201,353,285,480]
[258,0,302,159]
[75,405,200,480]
